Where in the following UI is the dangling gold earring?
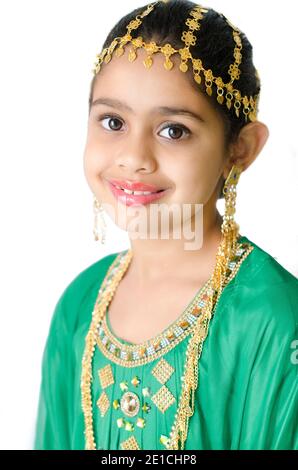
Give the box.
[221,164,242,254]
[211,163,242,301]
[93,195,107,244]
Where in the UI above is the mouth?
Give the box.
[107,181,169,206]
[112,183,165,195]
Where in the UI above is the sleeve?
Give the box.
[237,278,298,450]
[33,291,74,450]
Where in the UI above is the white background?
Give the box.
[0,0,297,449]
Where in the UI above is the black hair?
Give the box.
[88,0,261,198]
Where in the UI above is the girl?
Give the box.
[34,0,298,450]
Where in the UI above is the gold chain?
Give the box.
[166,242,254,449]
[81,238,254,450]
[93,2,259,122]
[81,250,133,450]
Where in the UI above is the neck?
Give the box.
[127,202,226,286]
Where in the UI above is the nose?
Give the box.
[114,133,157,174]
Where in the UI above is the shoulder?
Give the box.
[216,235,298,338]
[235,234,298,291]
[48,250,126,334]
[62,250,122,298]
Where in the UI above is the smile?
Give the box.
[107,181,169,206]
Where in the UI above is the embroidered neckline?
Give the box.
[96,237,254,367]
[103,279,210,349]
[97,279,212,367]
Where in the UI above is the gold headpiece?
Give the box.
[92,1,259,123]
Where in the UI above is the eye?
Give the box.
[96,114,191,141]
[97,114,124,131]
[159,123,191,141]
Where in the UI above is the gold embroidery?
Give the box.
[81,240,255,450]
[120,436,140,450]
[151,385,175,413]
[98,364,114,389]
[96,391,110,417]
[97,280,212,367]
[120,391,140,417]
[114,376,149,432]
[151,358,174,384]
[167,243,255,450]
[95,243,253,369]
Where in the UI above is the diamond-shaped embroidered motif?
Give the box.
[151,358,175,384]
[98,364,114,389]
[96,391,110,417]
[120,435,140,450]
[151,385,175,413]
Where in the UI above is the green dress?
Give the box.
[34,235,298,450]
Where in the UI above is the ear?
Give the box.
[223,120,270,178]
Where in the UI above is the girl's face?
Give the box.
[83,47,229,233]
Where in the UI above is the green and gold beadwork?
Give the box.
[81,239,254,450]
[151,358,175,384]
[151,384,176,413]
[97,280,212,367]
[120,435,141,450]
[98,364,114,389]
[96,391,110,417]
[120,391,140,417]
[96,243,252,368]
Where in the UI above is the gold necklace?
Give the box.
[81,236,254,450]
[81,249,133,450]
[167,239,254,449]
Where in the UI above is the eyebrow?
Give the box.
[91,97,206,124]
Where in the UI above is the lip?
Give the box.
[109,178,165,192]
[107,180,170,206]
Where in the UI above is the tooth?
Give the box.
[123,188,133,195]
[119,187,161,196]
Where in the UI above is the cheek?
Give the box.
[83,135,109,177]
[83,150,110,201]
[173,146,224,201]
[83,150,105,197]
